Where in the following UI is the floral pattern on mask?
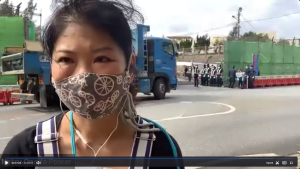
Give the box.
[53,72,130,119]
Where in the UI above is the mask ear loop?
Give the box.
[53,81,79,152]
[122,52,160,131]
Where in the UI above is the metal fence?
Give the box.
[177,46,224,63]
[224,39,300,77]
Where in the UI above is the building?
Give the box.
[259,31,276,39]
[210,36,227,46]
[167,36,193,44]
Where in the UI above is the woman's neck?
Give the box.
[64,111,131,143]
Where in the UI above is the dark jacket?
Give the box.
[228,68,236,78]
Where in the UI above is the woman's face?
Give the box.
[51,24,126,82]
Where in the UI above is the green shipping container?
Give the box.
[29,21,36,40]
[0,17,26,67]
[0,75,18,85]
[0,17,36,83]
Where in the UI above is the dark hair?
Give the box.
[41,0,144,67]
[43,0,143,103]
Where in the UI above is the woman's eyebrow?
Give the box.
[55,49,75,54]
[91,47,113,53]
[54,47,113,54]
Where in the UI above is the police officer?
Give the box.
[204,63,211,86]
[184,66,188,77]
[216,64,223,87]
[200,65,206,86]
[194,66,200,87]
[244,65,250,88]
[228,65,236,88]
[248,65,256,88]
[210,65,217,86]
[194,65,199,74]
[186,66,192,81]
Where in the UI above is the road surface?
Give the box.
[0,85,299,169]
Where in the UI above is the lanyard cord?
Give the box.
[70,111,120,157]
[70,111,76,156]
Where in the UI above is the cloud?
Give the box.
[135,0,300,38]
[10,0,300,39]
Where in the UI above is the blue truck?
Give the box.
[1,24,178,107]
[131,24,178,99]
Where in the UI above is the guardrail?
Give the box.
[254,75,300,87]
[0,85,20,91]
[0,85,33,105]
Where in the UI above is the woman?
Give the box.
[2,0,183,168]
[236,69,244,88]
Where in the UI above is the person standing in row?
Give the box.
[186,66,192,82]
[210,65,217,86]
[247,65,256,88]
[200,64,206,86]
[204,63,211,86]
[236,69,244,88]
[184,66,188,77]
[243,65,249,88]
[228,65,236,88]
[216,64,223,87]
[194,66,199,87]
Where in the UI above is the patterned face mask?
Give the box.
[53,72,131,119]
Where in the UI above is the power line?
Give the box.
[180,23,235,36]
[241,14,255,29]
[203,22,236,32]
[175,10,300,36]
[203,10,300,33]
[243,10,300,23]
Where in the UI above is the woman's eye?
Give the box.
[94,56,112,63]
[57,57,73,64]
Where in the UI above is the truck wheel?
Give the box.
[153,78,166,100]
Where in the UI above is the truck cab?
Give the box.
[133,24,178,100]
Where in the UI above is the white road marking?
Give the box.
[155,102,236,122]
[0,136,12,140]
[240,153,278,157]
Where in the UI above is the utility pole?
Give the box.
[232,7,242,39]
[237,7,242,39]
[15,3,22,16]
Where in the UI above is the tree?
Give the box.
[213,39,224,46]
[23,0,37,21]
[213,39,224,54]
[241,31,270,42]
[0,0,15,16]
[35,26,41,40]
[276,38,290,45]
[195,34,210,47]
[227,25,238,40]
[23,0,39,40]
[179,39,192,48]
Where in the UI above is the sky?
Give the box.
[10,0,300,39]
